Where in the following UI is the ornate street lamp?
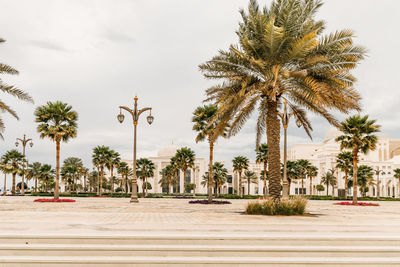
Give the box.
[117,96,153,203]
[279,101,301,199]
[15,134,33,195]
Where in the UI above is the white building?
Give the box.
[287,128,400,197]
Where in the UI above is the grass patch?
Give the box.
[245,196,308,216]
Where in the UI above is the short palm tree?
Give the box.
[336,115,380,204]
[296,159,312,195]
[159,165,176,194]
[306,165,318,196]
[35,101,78,199]
[39,164,55,193]
[356,165,374,197]
[394,169,400,197]
[321,171,337,196]
[285,160,299,194]
[106,150,120,193]
[192,104,228,202]
[0,38,33,138]
[61,165,77,193]
[136,158,155,197]
[175,147,195,195]
[201,162,228,197]
[256,143,268,197]
[336,151,353,199]
[26,162,42,192]
[62,157,83,192]
[0,158,12,195]
[117,162,132,193]
[243,170,258,195]
[92,146,111,196]
[232,156,249,197]
[199,0,365,200]
[1,149,25,194]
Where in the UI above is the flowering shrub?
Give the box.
[334,202,379,206]
[189,200,231,204]
[34,198,76,202]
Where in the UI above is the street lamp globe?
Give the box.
[146,113,154,125]
[117,113,125,123]
[295,119,302,128]
[30,142,33,147]
[15,141,19,147]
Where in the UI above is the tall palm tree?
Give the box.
[26,162,42,193]
[0,38,33,138]
[136,158,155,197]
[175,147,196,195]
[1,149,25,195]
[232,156,249,197]
[243,170,258,195]
[256,143,268,197]
[159,165,176,194]
[336,115,380,204]
[92,146,111,196]
[306,165,318,196]
[106,150,120,193]
[321,171,337,196]
[38,164,55,193]
[336,151,353,199]
[35,101,78,199]
[199,0,365,200]
[192,104,228,202]
[296,159,312,195]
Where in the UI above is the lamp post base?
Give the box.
[130,197,139,203]
[282,181,289,200]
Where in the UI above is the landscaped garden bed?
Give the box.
[188,200,231,204]
[34,198,76,202]
[246,197,308,215]
[334,202,379,206]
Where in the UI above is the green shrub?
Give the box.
[245,196,308,216]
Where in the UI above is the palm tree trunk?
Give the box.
[332,184,334,196]
[214,183,217,197]
[301,176,304,195]
[142,178,145,197]
[344,171,348,199]
[111,168,114,193]
[35,177,38,193]
[69,183,71,194]
[84,174,87,192]
[3,174,6,195]
[145,177,148,197]
[45,182,48,193]
[266,100,281,201]
[55,140,61,200]
[248,179,250,195]
[239,172,242,198]
[183,168,187,196]
[12,173,16,195]
[263,162,267,198]
[309,178,312,196]
[326,184,329,196]
[207,141,214,204]
[100,167,104,196]
[352,150,359,204]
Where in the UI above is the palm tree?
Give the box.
[307,165,318,196]
[0,159,12,195]
[61,165,76,193]
[26,162,42,192]
[394,168,400,198]
[0,38,33,138]
[336,151,353,199]
[232,156,249,197]
[336,115,380,204]
[175,147,196,195]
[243,170,258,195]
[62,157,83,192]
[321,171,337,196]
[106,150,120,193]
[201,162,228,197]
[136,158,155,197]
[296,159,312,195]
[92,146,111,196]
[285,160,299,194]
[192,104,228,202]
[39,164,55,193]
[199,0,365,200]
[159,165,176,194]
[1,150,25,194]
[117,162,132,193]
[35,101,78,199]
[356,165,374,197]
[256,143,268,197]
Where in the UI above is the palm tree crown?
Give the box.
[199,0,366,200]
[174,147,196,195]
[232,155,249,197]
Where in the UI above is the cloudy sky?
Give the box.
[0,0,399,186]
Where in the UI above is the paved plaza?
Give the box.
[1,197,400,237]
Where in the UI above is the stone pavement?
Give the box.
[0,196,399,237]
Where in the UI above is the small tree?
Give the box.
[316,184,325,195]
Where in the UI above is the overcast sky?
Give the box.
[1,0,399,184]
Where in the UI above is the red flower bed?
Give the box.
[34,198,76,202]
[334,202,379,206]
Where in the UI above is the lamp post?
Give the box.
[279,101,301,199]
[15,134,33,195]
[374,168,385,199]
[117,96,153,203]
